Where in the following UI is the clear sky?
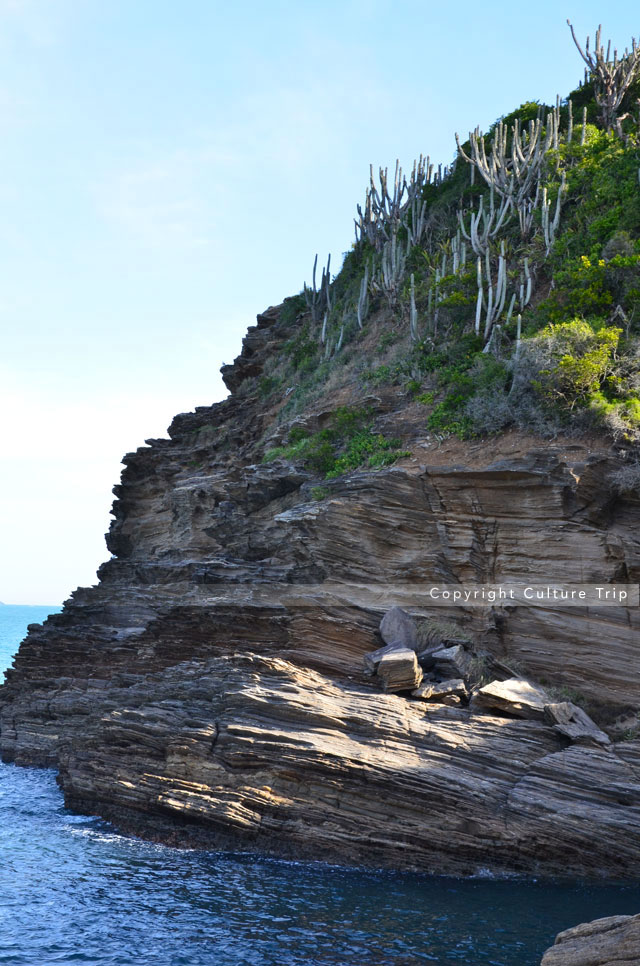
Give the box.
[0,0,637,604]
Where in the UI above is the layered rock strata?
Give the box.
[1,304,639,875]
[54,654,640,876]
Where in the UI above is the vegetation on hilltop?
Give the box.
[246,23,640,480]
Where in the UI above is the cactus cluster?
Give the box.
[294,23,639,369]
[568,21,640,135]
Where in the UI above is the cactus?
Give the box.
[355,155,433,253]
[357,263,370,330]
[458,187,512,256]
[304,254,331,327]
[541,172,567,254]
[520,258,532,310]
[409,273,418,343]
[568,22,640,134]
[370,226,407,311]
[379,229,406,310]
[456,111,559,230]
[567,98,574,144]
[475,241,508,343]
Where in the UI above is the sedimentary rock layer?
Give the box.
[55,653,640,876]
[1,305,639,874]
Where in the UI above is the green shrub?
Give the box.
[543,256,613,323]
[262,406,408,478]
[532,319,621,409]
[258,374,281,397]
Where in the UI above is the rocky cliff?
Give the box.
[1,302,639,877]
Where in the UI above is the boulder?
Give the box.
[412,678,467,703]
[470,678,549,720]
[540,913,640,965]
[379,607,419,650]
[377,648,423,693]
[544,701,611,747]
[363,641,406,677]
[432,644,471,679]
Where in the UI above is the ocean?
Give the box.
[1,604,638,965]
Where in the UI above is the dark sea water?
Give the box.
[1,605,639,966]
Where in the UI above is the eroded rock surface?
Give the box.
[540,913,640,965]
[0,305,639,874]
[54,654,640,876]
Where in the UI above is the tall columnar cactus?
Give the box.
[519,258,532,312]
[455,112,558,226]
[475,241,508,343]
[567,22,640,134]
[357,263,370,330]
[516,185,542,239]
[376,227,407,310]
[355,160,407,253]
[409,273,418,343]
[541,172,567,254]
[355,155,433,253]
[304,254,331,327]
[458,187,512,257]
[402,195,428,251]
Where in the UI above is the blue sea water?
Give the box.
[0,606,639,966]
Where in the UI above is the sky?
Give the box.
[0,0,638,604]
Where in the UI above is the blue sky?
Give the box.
[0,0,637,603]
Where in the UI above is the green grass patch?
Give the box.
[262,406,409,478]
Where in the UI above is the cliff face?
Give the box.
[1,304,640,876]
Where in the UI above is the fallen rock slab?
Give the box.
[432,644,471,679]
[379,606,418,650]
[377,648,423,692]
[544,701,611,747]
[363,641,405,676]
[412,678,467,703]
[540,913,640,965]
[470,678,549,720]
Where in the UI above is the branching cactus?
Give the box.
[355,155,433,252]
[379,230,407,310]
[568,22,640,134]
[402,195,428,251]
[456,112,558,226]
[355,160,407,252]
[458,187,512,256]
[475,241,508,343]
[370,227,407,311]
